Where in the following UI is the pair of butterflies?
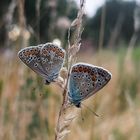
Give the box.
[18,43,112,108]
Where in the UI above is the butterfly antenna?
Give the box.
[81,103,99,117]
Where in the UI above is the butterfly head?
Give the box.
[75,102,81,108]
[44,79,51,85]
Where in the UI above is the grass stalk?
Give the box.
[55,0,86,139]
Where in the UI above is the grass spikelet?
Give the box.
[68,43,81,57]
[55,76,65,89]
[55,0,85,139]
[56,106,77,139]
[60,67,68,81]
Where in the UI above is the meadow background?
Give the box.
[0,0,140,140]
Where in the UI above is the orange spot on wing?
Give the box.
[34,49,38,54]
[50,47,53,51]
[57,51,64,58]
[87,68,91,73]
[83,67,88,72]
[30,49,35,55]
[78,66,83,72]
[91,75,96,81]
[24,51,30,56]
[72,67,79,72]
[60,52,64,58]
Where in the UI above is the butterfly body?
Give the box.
[18,43,65,84]
[68,63,112,107]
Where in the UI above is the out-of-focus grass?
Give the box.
[0,46,140,140]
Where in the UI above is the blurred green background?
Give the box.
[0,0,140,140]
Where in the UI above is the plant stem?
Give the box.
[55,0,85,139]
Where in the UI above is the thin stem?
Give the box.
[55,0,86,140]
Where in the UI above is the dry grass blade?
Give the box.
[55,0,86,140]
[67,0,85,65]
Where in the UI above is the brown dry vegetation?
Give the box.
[0,46,140,140]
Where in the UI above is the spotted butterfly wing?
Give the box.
[40,43,65,82]
[18,45,48,77]
[18,43,65,84]
[68,63,112,107]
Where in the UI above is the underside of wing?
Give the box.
[40,43,65,79]
[68,63,112,103]
[18,45,48,78]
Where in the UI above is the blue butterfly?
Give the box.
[18,43,65,84]
[68,63,112,107]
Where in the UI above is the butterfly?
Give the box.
[68,63,112,107]
[18,42,65,84]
